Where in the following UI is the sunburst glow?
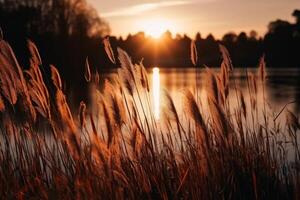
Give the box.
[139,18,175,38]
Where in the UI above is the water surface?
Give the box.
[153,67,300,115]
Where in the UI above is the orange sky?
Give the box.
[88,0,300,39]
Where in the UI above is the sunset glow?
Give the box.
[139,18,175,38]
[90,0,300,38]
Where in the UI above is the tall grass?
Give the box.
[0,35,299,199]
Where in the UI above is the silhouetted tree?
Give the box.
[249,30,258,40]
[293,10,300,25]
[237,32,247,43]
[268,20,292,34]
[195,32,202,41]
[222,32,237,44]
[0,0,109,37]
[0,0,110,106]
[264,9,300,67]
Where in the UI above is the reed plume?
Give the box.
[163,90,180,123]
[0,39,36,122]
[25,56,51,120]
[0,32,298,200]
[101,98,114,147]
[117,48,135,80]
[137,62,150,92]
[208,100,231,139]
[50,65,62,90]
[103,37,116,64]
[183,90,210,148]
[219,61,230,103]
[0,58,18,104]
[118,68,134,96]
[219,44,233,71]
[248,72,257,110]
[27,40,42,66]
[205,67,219,104]
[130,124,145,158]
[191,40,198,66]
[94,71,100,85]
[104,79,127,127]
[0,41,22,105]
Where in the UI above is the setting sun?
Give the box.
[138,18,175,38]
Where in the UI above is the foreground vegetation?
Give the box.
[0,34,299,199]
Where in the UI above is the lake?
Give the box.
[149,67,300,119]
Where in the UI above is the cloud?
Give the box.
[102,1,193,18]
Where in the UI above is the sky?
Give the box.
[88,0,300,39]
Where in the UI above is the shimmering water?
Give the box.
[151,68,300,117]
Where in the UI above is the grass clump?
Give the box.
[0,36,299,199]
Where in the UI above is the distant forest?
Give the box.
[0,0,300,90]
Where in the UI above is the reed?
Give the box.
[0,35,298,200]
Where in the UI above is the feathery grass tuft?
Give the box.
[0,37,298,200]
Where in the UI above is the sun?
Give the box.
[139,18,174,38]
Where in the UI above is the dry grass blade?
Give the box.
[176,167,190,194]
[0,40,25,80]
[0,62,18,104]
[111,94,126,127]
[0,41,25,105]
[191,40,198,66]
[50,65,62,90]
[273,101,296,121]
[258,55,266,82]
[79,101,86,129]
[118,68,134,96]
[248,72,257,95]
[0,95,5,112]
[55,89,76,132]
[94,71,100,84]
[208,100,231,138]
[239,90,247,118]
[103,37,116,64]
[0,27,3,40]
[286,109,300,131]
[27,40,42,65]
[101,99,114,147]
[28,88,47,118]
[104,79,126,127]
[85,57,91,82]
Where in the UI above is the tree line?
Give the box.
[111,9,300,69]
